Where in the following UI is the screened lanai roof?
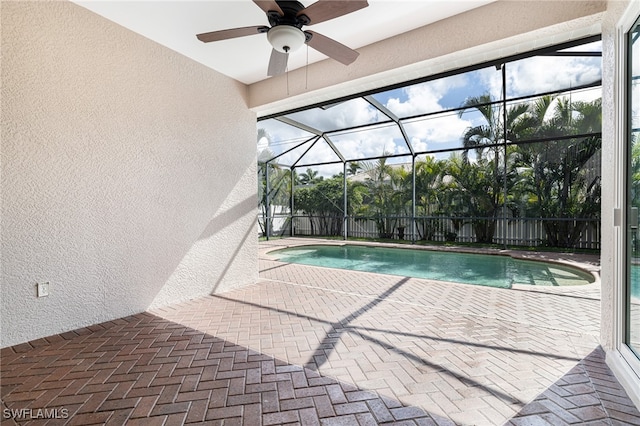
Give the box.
[257,36,603,172]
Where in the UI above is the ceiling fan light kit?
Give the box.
[267,25,305,53]
[196,0,369,77]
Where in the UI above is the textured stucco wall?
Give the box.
[249,0,606,116]
[1,1,258,348]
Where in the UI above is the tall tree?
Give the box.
[294,176,364,236]
[347,162,362,176]
[444,154,511,243]
[455,94,530,243]
[358,158,410,239]
[414,156,446,240]
[514,97,602,248]
[298,168,322,185]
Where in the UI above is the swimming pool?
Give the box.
[627,265,640,298]
[269,244,595,289]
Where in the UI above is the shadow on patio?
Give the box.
[1,312,443,425]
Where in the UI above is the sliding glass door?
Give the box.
[627,16,640,359]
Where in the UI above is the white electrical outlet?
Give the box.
[37,282,50,298]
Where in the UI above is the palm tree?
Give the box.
[298,168,321,185]
[513,97,602,248]
[455,94,531,243]
[414,156,445,240]
[347,161,362,176]
[444,154,510,243]
[257,128,274,163]
[358,158,410,239]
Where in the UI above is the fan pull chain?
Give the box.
[305,44,309,90]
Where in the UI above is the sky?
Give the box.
[258,40,602,177]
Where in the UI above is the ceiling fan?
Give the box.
[196,0,369,77]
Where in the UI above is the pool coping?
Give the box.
[260,237,601,295]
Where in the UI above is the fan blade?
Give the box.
[299,0,368,25]
[306,30,359,65]
[253,0,284,16]
[197,26,267,43]
[267,49,288,76]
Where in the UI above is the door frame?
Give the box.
[607,0,640,409]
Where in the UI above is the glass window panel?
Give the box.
[258,118,315,163]
[627,17,640,359]
[269,138,317,167]
[513,138,601,211]
[283,98,386,132]
[510,137,600,247]
[632,75,640,133]
[352,156,413,239]
[506,53,601,98]
[294,164,343,184]
[296,139,342,167]
[372,66,502,118]
[403,107,500,153]
[328,123,410,161]
[292,164,346,237]
[506,90,602,143]
[258,163,292,237]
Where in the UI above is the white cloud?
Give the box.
[257,136,269,152]
[505,56,601,98]
[330,132,409,161]
[385,73,468,117]
[404,112,472,151]
[411,137,428,153]
[287,99,382,132]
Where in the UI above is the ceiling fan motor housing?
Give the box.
[266,1,311,53]
[267,1,309,27]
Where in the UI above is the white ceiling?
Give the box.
[75,0,496,85]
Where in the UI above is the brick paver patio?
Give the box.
[2,238,639,425]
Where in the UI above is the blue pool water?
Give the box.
[270,245,595,289]
[628,265,640,298]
